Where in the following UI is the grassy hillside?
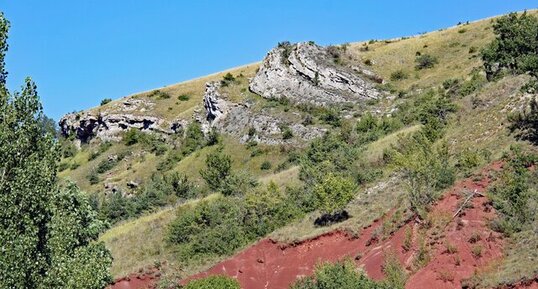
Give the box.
[60,10,538,288]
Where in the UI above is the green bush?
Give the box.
[123,128,142,145]
[200,151,232,191]
[391,134,455,219]
[291,260,390,289]
[390,69,408,81]
[415,54,438,70]
[178,94,190,101]
[167,196,248,259]
[220,73,236,87]
[220,171,258,197]
[508,97,538,145]
[100,98,112,106]
[260,160,272,170]
[313,174,355,216]
[488,147,538,235]
[281,125,294,139]
[184,275,240,289]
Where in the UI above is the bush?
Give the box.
[184,275,240,289]
[313,174,355,216]
[100,98,112,106]
[200,151,232,191]
[178,94,190,101]
[220,171,258,197]
[87,171,100,185]
[415,54,438,70]
[390,69,408,81]
[167,196,248,259]
[260,161,272,170]
[508,97,538,145]
[124,128,142,146]
[391,134,455,219]
[220,73,236,87]
[182,122,205,155]
[281,126,294,139]
[488,147,538,235]
[291,260,390,289]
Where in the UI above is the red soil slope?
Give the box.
[113,161,528,289]
[108,268,159,289]
[186,162,505,289]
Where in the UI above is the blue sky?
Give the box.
[2,1,537,120]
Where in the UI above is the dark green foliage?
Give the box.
[313,174,355,216]
[100,98,112,105]
[220,171,258,197]
[98,172,194,224]
[356,113,403,145]
[508,97,538,144]
[178,94,190,101]
[148,89,171,99]
[167,196,248,258]
[390,69,408,81]
[0,13,111,286]
[87,170,100,185]
[184,275,240,289]
[319,107,341,127]
[482,12,538,80]
[260,160,272,170]
[206,128,221,146]
[200,150,232,191]
[415,54,438,70]
[124,128,142,145]
[167,183,304,261]
[291,260,391,289]
[390,133,455,219]
[220,73,236,87]
[183,122,205,154]
[60,137,78,158]
[488,147,538,235]
[281,125,294,139]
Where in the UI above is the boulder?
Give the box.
[249,41,381,106]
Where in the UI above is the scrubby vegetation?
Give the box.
[290,260,395,289]
[184,275,240,289]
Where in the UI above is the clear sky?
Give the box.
[2,1,537,120]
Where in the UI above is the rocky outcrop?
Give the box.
[249,41,381,106]
[199,81,325,145]
[59,112,167,145]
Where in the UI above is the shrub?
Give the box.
[220,171,258,197]
[382,253,407,289]
[291,260,390,289]
[182,122,205,155]
[508,97,538,145]
[167,196,248,259]
[220,73,236,87]
[390,69,408,81]
[184,275,240,289]
[415,54,438,70]
[124,128,142,146]
[178,94,190,101]
[260,161,272,170]
[100,98,112,106]
[200,151,232,191]
[313,174,355,216]
[87,170,99,185]
[281,126,294,139]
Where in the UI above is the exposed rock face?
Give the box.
[249,42,381,106]
[200,81,325,145]
[59,112,167,145]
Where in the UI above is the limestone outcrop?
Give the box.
[59,112,167,145]
[249,41,381,106]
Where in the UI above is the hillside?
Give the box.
[57,10,538,289]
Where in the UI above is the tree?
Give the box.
[200,150,232,191]
[313,174,355,216]
[0,12,111,288]
[482,12,538,80]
